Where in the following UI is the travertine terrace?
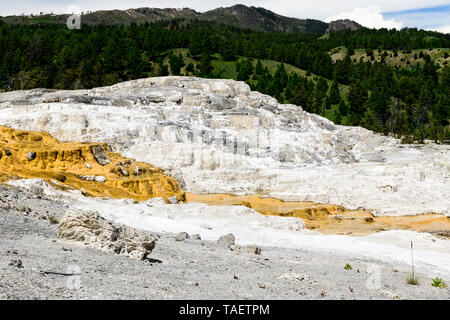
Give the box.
[0,76,448,216]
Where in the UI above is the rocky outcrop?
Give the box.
[58,208,156,260]
[325,19,362,33]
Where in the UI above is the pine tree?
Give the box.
[198,52,213,78]
[347,81,368,125]
[338,98,348,116]
[329,81,341,105]
[255,60,264,75]
[168,53,181,76]
[414,81,433,143]
[366,86,389,125]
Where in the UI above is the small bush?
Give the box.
[431,277,447,288]
[344,263,352,270]
[406,274,419,285]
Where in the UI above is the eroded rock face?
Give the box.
[0,76,448,216]
[58,208,156,260]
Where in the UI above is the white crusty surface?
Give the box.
[0,76,449,216]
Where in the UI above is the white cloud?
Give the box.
[433,25,450,34]
[324,5,403,29]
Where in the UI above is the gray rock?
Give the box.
[217,233,235,246]
[91,145,110,166]
[175,232,189,241]
[191,234,201,240]
[9,259,23,268]
[26,152,36,161]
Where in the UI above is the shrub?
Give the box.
[48,215,59,224]
[431,277,447,288]
[344,263,352,270]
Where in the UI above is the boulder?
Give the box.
[217,233,235,246]
[91,145,110,165]
[58,208,156,260]
[191,234,201,240]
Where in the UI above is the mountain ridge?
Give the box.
[0,4,361,34]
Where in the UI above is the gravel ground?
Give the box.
[0,184,449,300]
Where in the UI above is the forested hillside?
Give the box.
[0,18,449,142]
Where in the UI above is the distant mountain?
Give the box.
[199,4,328,34]
[325,19,362,33]
[0,4,361,34]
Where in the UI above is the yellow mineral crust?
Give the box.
[0,126,185,202]
[186,193,450,238]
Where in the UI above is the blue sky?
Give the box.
[383,4,450,31]
[0,1,449,33]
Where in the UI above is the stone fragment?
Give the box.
[9,259,23,268]
[175,232,189,241]
[26,152,36,161]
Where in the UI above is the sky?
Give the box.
[0,0,449,33]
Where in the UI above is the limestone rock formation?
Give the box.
[58,208,156,260]
[0,76,448,216]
